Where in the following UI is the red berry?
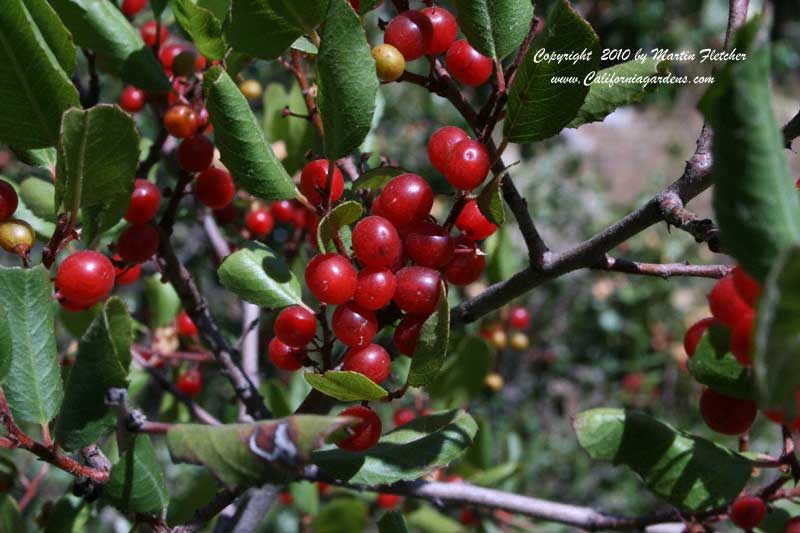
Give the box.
[428,126,469,175]
[274,306,316,348]
[445,139,490,190]
[305,253,357,304]
[159,43,185,71]
[394,266,441,316]
[376,493,401,509]
[246,208,274,237]
[787,517,800,533]
[730,495,766,530]
[176,369,203,397]
[178,134,214,172]
[455,200,496,240]
[59,298,92,312]
[196,107,210,130]
[354,267,395,310]
[699,388,756,435]
[332,302,378,348]
[336,406,382,452]
[621,372,644,393]
[176,310,198,337]
[460,509,479,526]
[213,203,239,225]
[378,174,433,231]
[352,216,402,268]
[683,317,718,358]
[55,251,115,306]
[164,105,198,138]
[279,492,293,506]
[708,274,752,327]
[195,168,235,209]
[121,0,147,17]
[349,0,383,12]
[730,312,754,366]
[384,11,434,62]
[343,344,391,383]
[300,160,344,206]
[271,200,294,223]
[393,314,425,356]
[113,254,142,285]
[446,39,493,86]
[510,307,530,330]
[393,407,416,426]
[444,238,484,286]
[125,179,161,224]
[119,87,145,113]
[268,337,305,371]
[0,180,19,223]
[732,265,761,306]
[405,222,454,268]
[421,7,458,56]
[140,21,168,48]
[317,481,331,494]
[117,224,160,263]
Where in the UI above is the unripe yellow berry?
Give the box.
[485,372,504,392]
[0,219,34,255]
[489,329,507,350]
[509,332,529,351]
[239,79,264,101]
[372,44,405,82]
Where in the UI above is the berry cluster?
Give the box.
[480,305,531,352]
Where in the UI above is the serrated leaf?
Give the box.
[574,408,751,511]
[204,66,298,200]
[313,499,368,533]
[170,0,227,60]
[687,329,754,400]
[227,0,329,59]
[504,0,599,143]
[262,82,319,175]
[49,0,172,93]
[24,0,76,74]
[700,21,800,282]
[352,167,408,191]
[305,371,388,402]
[55,105,140,242]
[0,265,63,424]
[55,299,133,451]
[316,0,378,159]
[569,59,668,128]
[316,201,362,251]
[218,242,302,308]
[313,409,477,485]
[19,177,55,221]
[428,336,491,407]
[378,511,408,533]
[0,0,80,149]
[143,275,181,328]
[453,0,534,60]
[408,283,450,387]
[476,175,504,226]
[104,434,168,514]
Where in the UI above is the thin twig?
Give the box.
[592,258,731,279]
[172,488,245,533]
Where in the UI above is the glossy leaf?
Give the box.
[24,0,76,74]
[316,0,378,159]
[687,329,754,400]
[143,275,182,328]
[0,0,80,149]
[262,82,319,175]
[104,435,169,514]
[170,0,227,60]
[305,371,388,402]
[313,499,368,533]
[19,177,55,221]
[352,167,408,191]
[378,511,409,533]
[0,265,63,424]
[218,242,303,308]
[476,175,504,226]
[574,408,752,511]
[408,283,450,387]
[504,0,599,142]
[49,0,172,93]
[313,409,477,485]
[317,201,363,251]
[453,0,534,60]
[204,66,298,200]
[428,336,492,406]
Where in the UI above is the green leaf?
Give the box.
[687,329,754,400]
[218,242,303,308]
[700,24,800,282]
[378,511,408,533]
[0,495,26,533]
[143,275,181,328]
[227,0,329,59]
[312,499,368,533]
[316,0,378,159]
[24,0,76,74]
[428,336,492,407]
[19,177,55,221]
[305,371,388,402]
[149,0,167,16]
[11,181,55,238]
[485,225,515,285]
[43,496,89,533]
[504,0,599,143]
[0,0,80,149]
[316,201,362,251]
[352,167,407,191]
[0,309,11,384]
[292,36,318,55]
[262,82,319,175]
[167,416,356,489]
[754,244,800,418]
[55,299,132,451]
[408,283,450,387]
[12,146,57,167]
[57,302,101,338]
[574,408,752,511]
[204,66,298,200]
[476,175,504,226]
[290,481,319,516]
[0,265,63,424]
[263,380,293,418]
[453,0,534,60]
[467,461,519,487]
[313,409,478,485]
[104,434,169,515]
[54,105,140,242]
[569,59,668,128]
[49,0,172,93]
[407,506,465,533]
[170,0,227,60]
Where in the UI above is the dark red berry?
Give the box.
[177,369,203,397]
[378,174,433,231]
[246,208,274,237]
[271,200,294,223]
[730,312,754,366]
[125,179,161,224]
[683,317,718,358]
[393,314,425,356]
[461,508,478,526]
[141,21,168,48]
[0,180,19,223]
[349,0,383,12]
[730,495,766,530]
[195,168,235,209]
[343,344,391,383]
[213,203,239,225]
[421,7,458,56]
[336,406,382,452]
[279,492,293,506]
[384,11,434,62]
[274,306,316,348]
[300,160,344,206]
[176,310,198,337]
[393,407,416,426]
[268,337,305,371]
[405,222,454,268]
[376,493,401,509]
[786,517,800,533]
[113,254,142,285]
[446,39,493,86]
[444,238,484,286]
[305,253,357,304]
[354,267,395,310]
[117,224,160,263]
[178,134,214,172]
[55,251,115,306]
[119,87,145,113]
[510,307,530,330]
[699,388,756,435]
[428,126,468,175]
[445,139,490,190]
[708,274,752,327]
[732,265,761,306]
[332,302,378,348]
[455,200,496,240]
[121,0,147,18]
[164,105,198,138]
[352,216,402,268]
[394,266,441,316]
